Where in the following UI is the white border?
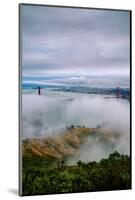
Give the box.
[0,0,134,199]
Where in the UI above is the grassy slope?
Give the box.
[22,127,113,161]
[21,127,131,195]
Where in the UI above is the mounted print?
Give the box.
[19,3,131,196]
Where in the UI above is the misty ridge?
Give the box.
[22,94,129,162]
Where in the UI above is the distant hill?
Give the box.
[22,127,113,161]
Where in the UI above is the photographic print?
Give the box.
[19,4,131,196]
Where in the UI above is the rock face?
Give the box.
[22,127,113,160]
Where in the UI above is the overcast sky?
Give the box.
[21,5,130,78]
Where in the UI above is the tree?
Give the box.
[77,160,82,167]
[61,160,65,170]
[109,151,121,160]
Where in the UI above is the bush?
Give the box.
[22,152,131,195]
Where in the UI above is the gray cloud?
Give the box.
[21,5,130,77]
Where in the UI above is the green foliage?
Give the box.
[22,151,131,195]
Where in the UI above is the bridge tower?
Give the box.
[38,86,41,95]
[116,86,120,99]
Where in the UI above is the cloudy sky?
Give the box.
[21,5,130,78]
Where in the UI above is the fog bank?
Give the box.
[22,93,130,161]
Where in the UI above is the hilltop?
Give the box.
[22,126,113,161]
